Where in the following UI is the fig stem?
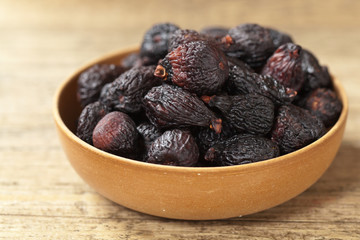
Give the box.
[154,65,168,80]
[221,34,234,46]
[210,118,222,134]
[286,88,297,98]
[201,95,214,104]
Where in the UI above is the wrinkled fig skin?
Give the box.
[137,122,163,151]
[222,23,275,68]
[156,40,229,96]
[120,53,143,69]
[302,88,342,127]
[271,104,326,154]
[204,94,275,135]
[205,134,280,166]
[76,101,110,145]
[261,43,305,92]
[140,23,180,65]
[168,29,211,52]
[143,84,222,133]
[99,66,162,113]
[226,63,297,105]
[227,57,254,73]
[200,26,229,42]
[92,111,138,156]
[196,121,236,156]
[267,27,294,49]
[77,64,124,108]
[301,49,332,93]
[146,129,199,167]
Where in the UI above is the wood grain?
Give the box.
[1,0,359,239]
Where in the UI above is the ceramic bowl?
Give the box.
[53,47,348,220]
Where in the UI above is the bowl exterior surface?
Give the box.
[54,47,348,220]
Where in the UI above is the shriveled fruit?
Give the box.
[140,23,180,65]
[74,22,340,167]
[121,53,143,69]
[146,129,199,166]
[168,29,211,52]
[226,63,297,105]
[200,26,229,42]
[100,66,162,113]
[227,56,254,73]
[92,111,138,156]
[77,64,124,108]
[261,43,305,92]
[76,101,110,145]
[267,27,293,49]
[155,40,229,95]
[204,134,280,166]
[302,88,342,127]
[221,23,275,67]
[143,84,222,133]
[271,104,326,154]
[301,49,332,92]
[202,94,274,135]
[195,121,236,156]
[137,122,163,151]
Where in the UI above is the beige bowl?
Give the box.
[53,47,348,220]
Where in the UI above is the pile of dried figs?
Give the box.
[75,22,342,167]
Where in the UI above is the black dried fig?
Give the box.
[205,134,280,166]
[143,84,222,133]
[146,129,199,167]
[100,66,162,113]
[202,94,274,135]
[77,64,124,108]
[271,104,326,154]
[92,111,138,156]
[154,40,229,96]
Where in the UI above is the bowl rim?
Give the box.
[53,47,349,174]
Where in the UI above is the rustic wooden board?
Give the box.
[1,0,359,239]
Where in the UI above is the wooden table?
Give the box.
[1,0,359,239]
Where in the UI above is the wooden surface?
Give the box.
[1,0,359,239]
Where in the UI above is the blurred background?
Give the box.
[1,0,359,239]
